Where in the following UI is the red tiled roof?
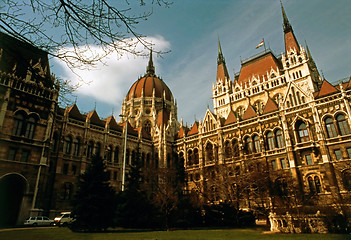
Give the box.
[87,111,104,127]
[237,52,282,86]
[315,80,339,98]
[105,116,122,131]
[263,97,279,114]
[217,62,229,82]
[67,104,85,121]
[345,77,351,89]
[285,31,300,54]
[187,122,199,136]
[224,111,237,125]
[177,126,188,138]
[126,75,172,101]
[242,105,257,120]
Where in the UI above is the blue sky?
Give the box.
[51,0,351,126]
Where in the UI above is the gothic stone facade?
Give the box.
[175,4,351,218]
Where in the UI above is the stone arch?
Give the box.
[0,173,29,226]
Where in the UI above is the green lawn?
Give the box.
[0,227,349,240]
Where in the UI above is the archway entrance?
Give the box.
[0,174,27,226]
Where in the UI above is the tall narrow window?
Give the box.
[114,147,119,163]
[64,136,72,154]
[95,142,101,157]
[244,137,252,154]
[194,148,199,164]
[275,129,285,148]
[224,141,232,158]
[308,177,315,193]
[253,135,261,153]
[232,139,240,157]
[187,149,193,165]
[73,138,80,157]
[13,113,24,136]
[337,114,350,136]
[144,120,151,134]
[297,122,310,143]
[271,160,277,170]
[325,117,337,138]
[106,145,113,163]
[24,116,36,139]
[314,177,322,193]
[280,158,287,169]
[334,149,343,160]
[87,141,94,159]
[8,147,17,161]
[21,149,30,162]
[266,131,275,150]
[305,154,313,165]
[206,143,214,162]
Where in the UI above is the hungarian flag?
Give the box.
[256,40,264,49]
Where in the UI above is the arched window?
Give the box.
[193,148,199,164]
[64,136,72,154]
[253,135,261,153]
[106,145,113,162]
[336,114,350,136]
[224,141,232,158]
[73,138,80,157]
[25,116,37,139]
[275,129,285,148]
[95,142,101,157]
[13,113,25,136]
[87,141,94,159]
[266,131,275,150]
[325,117,337,138]
[187,149,193,166]
[205,143,214,162]
[297,121,310,143]
[232,139,240,157]
[244,137,252,154]
[144,120,152,134]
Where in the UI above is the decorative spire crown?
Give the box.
[146,50,155,76]
[281,1,292,33]
[217,38,225,65]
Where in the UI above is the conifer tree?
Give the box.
[70,155,117,232]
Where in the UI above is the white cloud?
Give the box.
[53,36,171,105]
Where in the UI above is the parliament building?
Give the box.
[0,3,350,230]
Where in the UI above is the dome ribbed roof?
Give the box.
[125,51,173,101]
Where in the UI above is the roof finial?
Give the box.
[217,37,225,65]
[280,0,292,33]
[146,49,155,76]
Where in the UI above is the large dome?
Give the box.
[125,52,173,102]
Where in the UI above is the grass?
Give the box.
[0,227,350,240]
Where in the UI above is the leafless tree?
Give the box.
[1,0,171,70]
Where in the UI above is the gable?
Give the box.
[242,105,257,120]
[224,111,237,125]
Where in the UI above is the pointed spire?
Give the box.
[217,37,225,65]
[280,0,292,33]
[146,50,155,76]
[216,38,230,82]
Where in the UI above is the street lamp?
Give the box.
[119,114,134,191]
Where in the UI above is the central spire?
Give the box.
[217,37,225,65]
[280,0,292,33]
[146,50,155,76]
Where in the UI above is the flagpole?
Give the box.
[263,38,266,52]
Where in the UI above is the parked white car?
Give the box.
[24,216,54,226]
[54,212,74,226]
